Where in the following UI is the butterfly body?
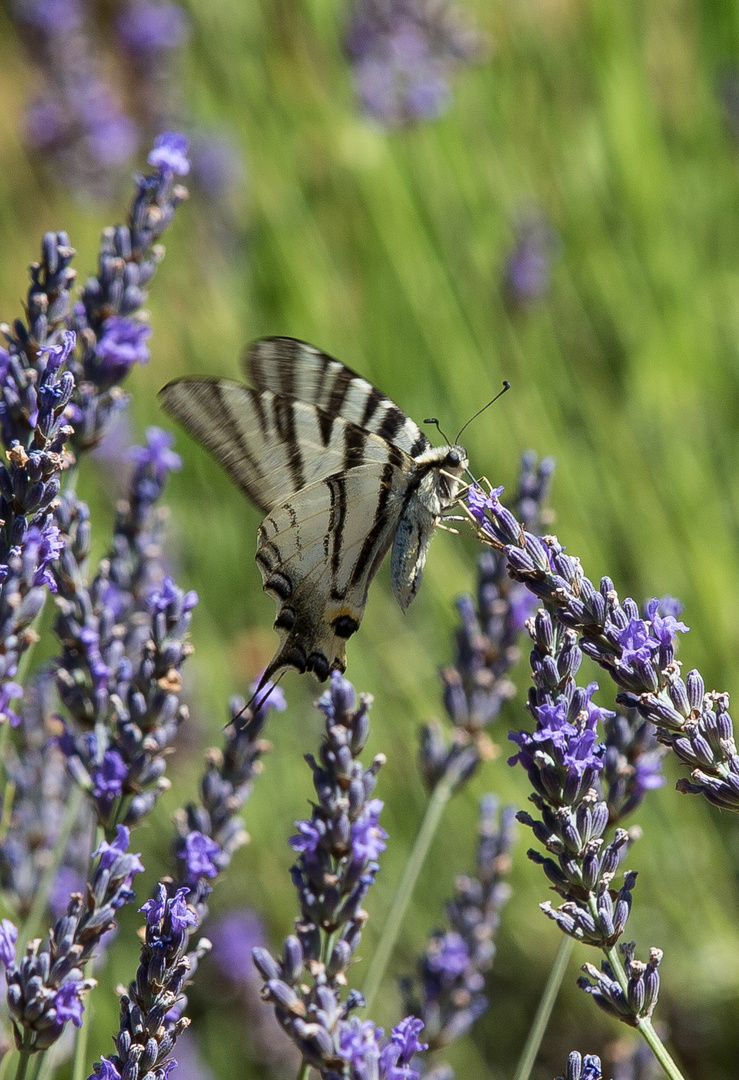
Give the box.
[159,338,468,686]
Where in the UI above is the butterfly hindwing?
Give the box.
[245,337,433,458]
[256,462,410,681]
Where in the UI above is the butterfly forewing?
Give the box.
[159,337,468,688]
[246,337,433,458]
[160,378,409,513]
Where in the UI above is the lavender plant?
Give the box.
[0,135,196,1080]
[463,484,696,1078]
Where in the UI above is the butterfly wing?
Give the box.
[159,377,408,513]
[256,461,411,683]
[245,337,433,458]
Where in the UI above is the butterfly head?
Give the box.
[440,444,469,500]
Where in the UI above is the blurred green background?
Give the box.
[2,0,739,1077]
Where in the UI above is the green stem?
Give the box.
[13,1033,34,1080]
[71,970,91,1080]
[636,1018,685,1080]
[296,1062,311,1080]
[19,786,85,949]
[511,935,574,1080]
[600,942,686,1080]
[362,768,458,1013]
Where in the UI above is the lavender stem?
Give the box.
[13,1035,31,1080]
[511,936,575,1080]
[18,786,85,949]
[362,766,460,1011]
[71,959,92,1080]
[637,1018,684,1080]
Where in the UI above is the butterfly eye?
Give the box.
[446,449,461,468]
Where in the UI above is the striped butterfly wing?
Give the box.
[256,461,412,683]
[159,377,402,513]
[245,337,433,458]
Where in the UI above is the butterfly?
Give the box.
[159,337,469,689]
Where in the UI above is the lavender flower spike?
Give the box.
[2,825,142,1052]
[253,672,427,1078]
[88,883,209,1080]
[466,483,739,812]
[420,452,554,792]
[401,795,515,1049]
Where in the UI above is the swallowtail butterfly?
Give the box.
[159,338,468,688]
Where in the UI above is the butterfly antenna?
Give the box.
[227,672,286,734]
[424,417,452,446]
[454,380,511,444]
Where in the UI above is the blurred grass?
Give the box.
[3,0,739,1076]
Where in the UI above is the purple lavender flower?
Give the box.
[345,0,481,126]
[5,825,142,1051]
[90,883,207,1080]
[180,831,221,882]
[380,1017,427,1079]
[509,683,608,806]
[53,428,195,828]
[504,215,559,307]
[53,980,86,1027]
[68,136,189,452]
[351,798,388,861]
[171,692,277,921]
[0,921,18,970]
[467,483,738,812]
[117,1,190,54]
[94,825,144,878]
[13,0,138,198]
[89,749,128,808]
[148,131,190,175]
[339,1018,383,1072]
[94,317,152,388]
[141,884,197,935]
[93,1060,122,1080]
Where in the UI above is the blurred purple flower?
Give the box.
[208,909,265,984]
[128,426,182,480]
[181,831,221,882]
[95,317,152,383]
[90,750,128,805]
[504,216,559,306]
[148,131,190,175]
[117,1,190,54]
[0,920,18,969]
[345,0,481,126]
[0,682,23,728]
[53,979,86,1026]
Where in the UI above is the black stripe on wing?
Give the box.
[244,337,433,459]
